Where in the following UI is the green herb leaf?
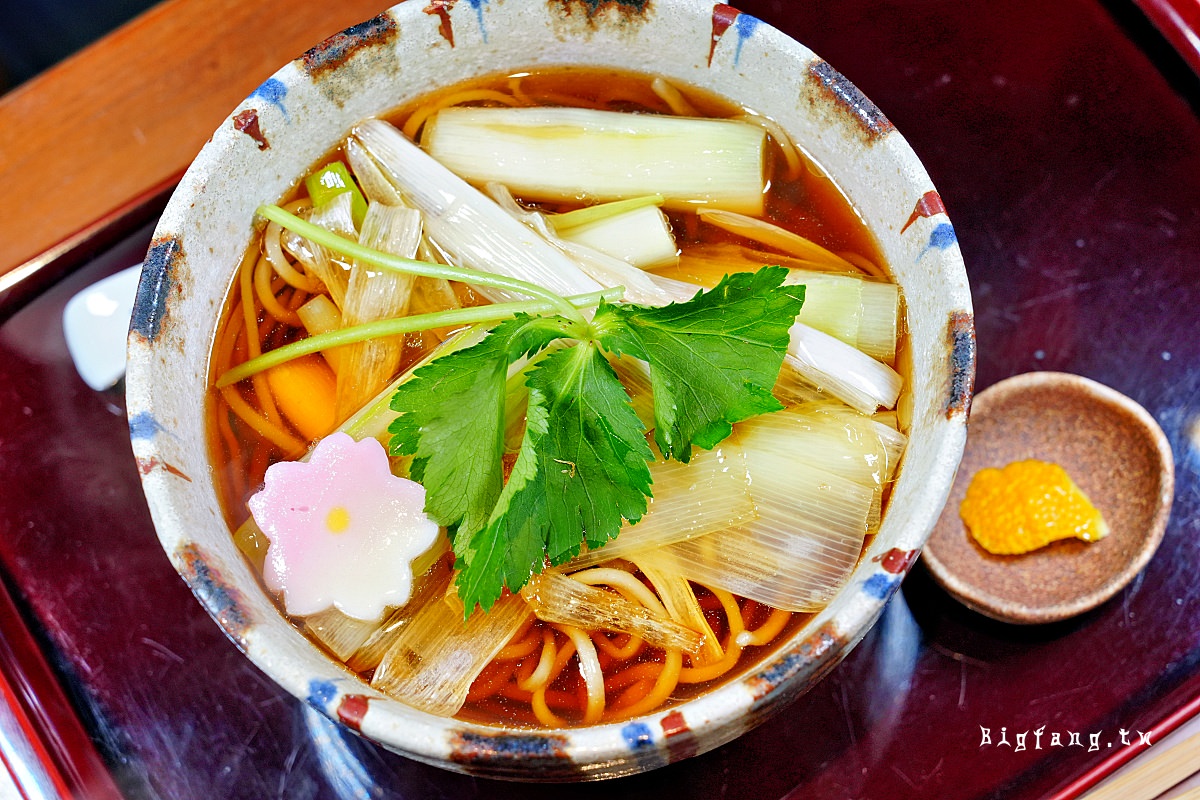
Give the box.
[592,266,805,461]
[453,345,655,612]
[526,343,655,560]
[389,266,802,614]
[387,314,577,537]
[453,398,550,612]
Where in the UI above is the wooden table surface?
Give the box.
[0,0,389,298]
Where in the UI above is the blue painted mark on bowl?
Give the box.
[251,77,289,119]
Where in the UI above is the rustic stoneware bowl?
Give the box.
[126,0,973,781]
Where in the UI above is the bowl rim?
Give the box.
[126,0,974,779]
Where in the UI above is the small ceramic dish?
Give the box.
[126,0,973,780]
[923,372,1174,625]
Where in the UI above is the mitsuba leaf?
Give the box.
[452,346,654,612]
[526,343,655,561]
[454,398,550,613]
[390,266,803,615]
[593,266,804,462]
[387,314,574,537]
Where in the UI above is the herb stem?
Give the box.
[257,204,587,324]
[216,288,622,387]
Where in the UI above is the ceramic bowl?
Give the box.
[126,0,973,780]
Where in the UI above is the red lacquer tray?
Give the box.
[2,0,1199,797]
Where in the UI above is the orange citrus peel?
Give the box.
[959,459,1109,555]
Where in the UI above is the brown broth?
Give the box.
[207,66,893,728]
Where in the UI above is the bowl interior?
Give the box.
[126,0,972,780]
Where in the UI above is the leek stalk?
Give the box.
[344,137,404,206]
[295,294,345,374]
[521,572,703,655]
[548,195,665,231]
[615,266,904,412]
[352,120,603,306]
[626,402,901,612]
[671,249,902,363]
[334,203,421,419]
[565,443,755,569]
[786,323,903,414]
[483,182,678,306]
[782,270,899,362]
[296,193,357,308]
[422,106,767,214]
[555,204,679,271]
[370,590,531,715]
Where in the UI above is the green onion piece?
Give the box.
[305,161,368,228]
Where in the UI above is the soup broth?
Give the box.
[208,66,905,728]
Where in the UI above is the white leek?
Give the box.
[548,195,665,232]
[295,294,345,375]
[351,119,603,304]
[296,192,358,308]
[521,572,703,655]
[748,402,907,488]
[556,204,679,271]
[303,608,379,661]
[483,182,678,306]
[779,271,900,362]
[344,137,404,206]
[566,443,754,569]
[335,203,421,420]
[786,323,902,414]
[422,106,767,215]
[370,590,530,716]
[628,407,883,612]
[629,269,903,413]
[345,550,453,673]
